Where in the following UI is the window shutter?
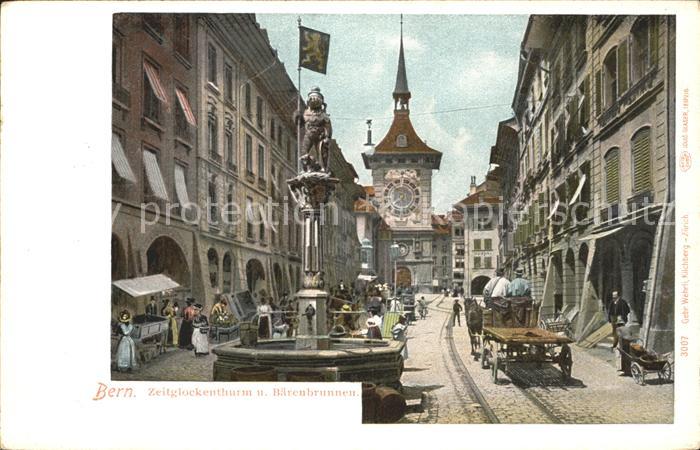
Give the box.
[595,70,602,115]
[632,128,652,193]
[583,75,591,126]
[618,40,629,94]
[605,151,620,204]
[650,16,659,65]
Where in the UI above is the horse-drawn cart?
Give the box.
[477,296,574,383]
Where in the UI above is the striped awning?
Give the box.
[175,88,196,126]
[174,165,191,207]
[143,61,168,103]
[142,150,169,201]
[111,133,136,183]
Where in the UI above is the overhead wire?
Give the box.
[331,102,511,121]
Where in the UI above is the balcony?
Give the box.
[620,66,659,109]
[627,190,654,212]
[599,203,620,222]
[112,83,130,109]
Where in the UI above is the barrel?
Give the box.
[374,386,406,423]
[286,371,327,382]
[361,383,378,424]
[239,322,257,347]
[230,365,277,381]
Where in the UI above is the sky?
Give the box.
[257,14,528,213]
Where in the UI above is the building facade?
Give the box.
[431,214,453,291]
[494,15,675,352]
[361,29,443,293]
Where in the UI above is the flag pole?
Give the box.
[296,16,303,175]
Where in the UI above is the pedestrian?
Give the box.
[145,296,158,316]
[608,291,630,351]
[483,268,511,307]
[211,295,233,325]
[366,318,382,340]
[452,298,463,327]
[178,298,195,349]
[391,315,409,359]
[115,310,138,372]
[506,268,531,298]
[161,299,179,347]
[257,298,273,339]
[173,301,180,317]
[418,296,427,319]
[191,304,210,356]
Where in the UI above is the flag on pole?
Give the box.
[299,26,330,74]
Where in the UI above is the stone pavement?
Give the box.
[112,344,219,381]
[400,294,673,424]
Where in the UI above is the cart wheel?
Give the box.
[659,362,673,382]
[631,362,644,385]
[480,347,490,369]
[491,356,499,384]
[539,319,547,330]
[559,344,573,382]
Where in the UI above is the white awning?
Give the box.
[547,199,560,219]
[112,274,180,297]
[175,88,196,126]
[569,174,587,206]
[258,204,277,233]
[357,274,377,282]
[143,150,169,201]
[578,226,624,242]
[143,61,168,103]
[111,133,136,183]
[174,165,191,207]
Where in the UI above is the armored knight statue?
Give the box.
[296,87,332,173]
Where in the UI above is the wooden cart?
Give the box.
[478,297,573,383]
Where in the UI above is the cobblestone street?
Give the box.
[113,294,673,424]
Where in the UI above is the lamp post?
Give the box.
[390,242,400,297]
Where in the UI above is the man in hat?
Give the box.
[483,268,511,307]
[452,298,463,327]
[115,310,137,372]
[145,296,158,316]
[608,291,630,350]
[506,268,531,298]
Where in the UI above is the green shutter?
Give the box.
[650,16,659,65]
[595,70,602,115]
[618,40,629,94]
[633,128,652,193]
[605,150,620,204]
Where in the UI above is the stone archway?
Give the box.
[146,236,190,286]
[111,233,127,281]
[470,275,490,296]
[246,258,266,294]
[395,266,412,288]
[595,242,622,313]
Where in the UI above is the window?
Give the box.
[207,43,217,85]
[257,145,265,180]
[225,130,235,169]
[270,118,276,139]
[473,239,481,251]
[577,76,591,131]
[207,249,218,288]
[604,148,620,204]
[256,97,264,129]
[631,17,655,83]
[245,84,251,118]
[143,64,162,123]
[603,47,618,108]
[484,239,492,251]
[224,64,233,102]
[223,253,232,292]
[208,174,218,223]
[396,134,408,147]
[485,257,493,269]
[112,31,124,85]
[245,135,254,174]
[175,87,195,140]
[259,207,266,243]
[474,257,482,269]
[246,197,255,239]
[277,125,283,145]
[174,15,190,60]
[226,183,235,224]
[142,148,169,201]
[207,113,218,157]
[631,127,652,193]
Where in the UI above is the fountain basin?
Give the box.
[213,338,404,384]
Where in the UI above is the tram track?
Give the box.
[434,295,564,424]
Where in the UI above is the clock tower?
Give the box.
[362,20,442,292]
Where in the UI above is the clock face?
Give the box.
[384,178,421,217]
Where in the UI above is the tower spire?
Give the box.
[393,14,411,111]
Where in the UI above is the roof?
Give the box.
[364,185,375,197]
[393,35,410,97]
[354,198,377,214]
[431,214,452,235]
[373,111,442,156]
[112,274,180,297]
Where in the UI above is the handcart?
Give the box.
[619,343,673,385]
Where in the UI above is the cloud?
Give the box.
[456,50,519,94]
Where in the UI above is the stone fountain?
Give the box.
[213,88,404,383]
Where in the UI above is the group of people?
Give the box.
[483,267,532,303]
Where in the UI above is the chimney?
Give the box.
[469,176,477,195]
[364,119,373,146]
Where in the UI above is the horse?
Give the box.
[465,297,483,358]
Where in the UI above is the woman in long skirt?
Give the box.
[178,298,195,349]
[161,299,179,347]
[116,310,138,372]
[391,315,409,360]
[257,298,272,339]
[191,304,210,356]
